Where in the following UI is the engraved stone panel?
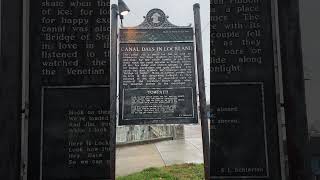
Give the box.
[28,0,113,179]
[210,0,282,179]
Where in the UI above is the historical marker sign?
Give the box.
[119,9,198,125]
[210,0,283,179]
[28,0,114,179]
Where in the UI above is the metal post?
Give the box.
[110,4,118,180]
[277,0,312,179]
[270,0,287,179]
[193,4,209,180]
[0,0,2,57]
[21,0,30,179]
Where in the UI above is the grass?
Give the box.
[116,163,204,180]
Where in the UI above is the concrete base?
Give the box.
[116,125,204,176]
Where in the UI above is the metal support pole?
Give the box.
[278,0,312,179]
[110,4,119,180]
[0,0,2,57]
[270,0,287,179]
[193,3,210,180]
[21,0,30,179]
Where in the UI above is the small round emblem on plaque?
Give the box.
[146,9,166,27]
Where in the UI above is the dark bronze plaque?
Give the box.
[119,42,197,125]
[28,0,114,179]
[118,9,198,125]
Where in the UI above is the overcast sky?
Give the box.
[111,0,210,103]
